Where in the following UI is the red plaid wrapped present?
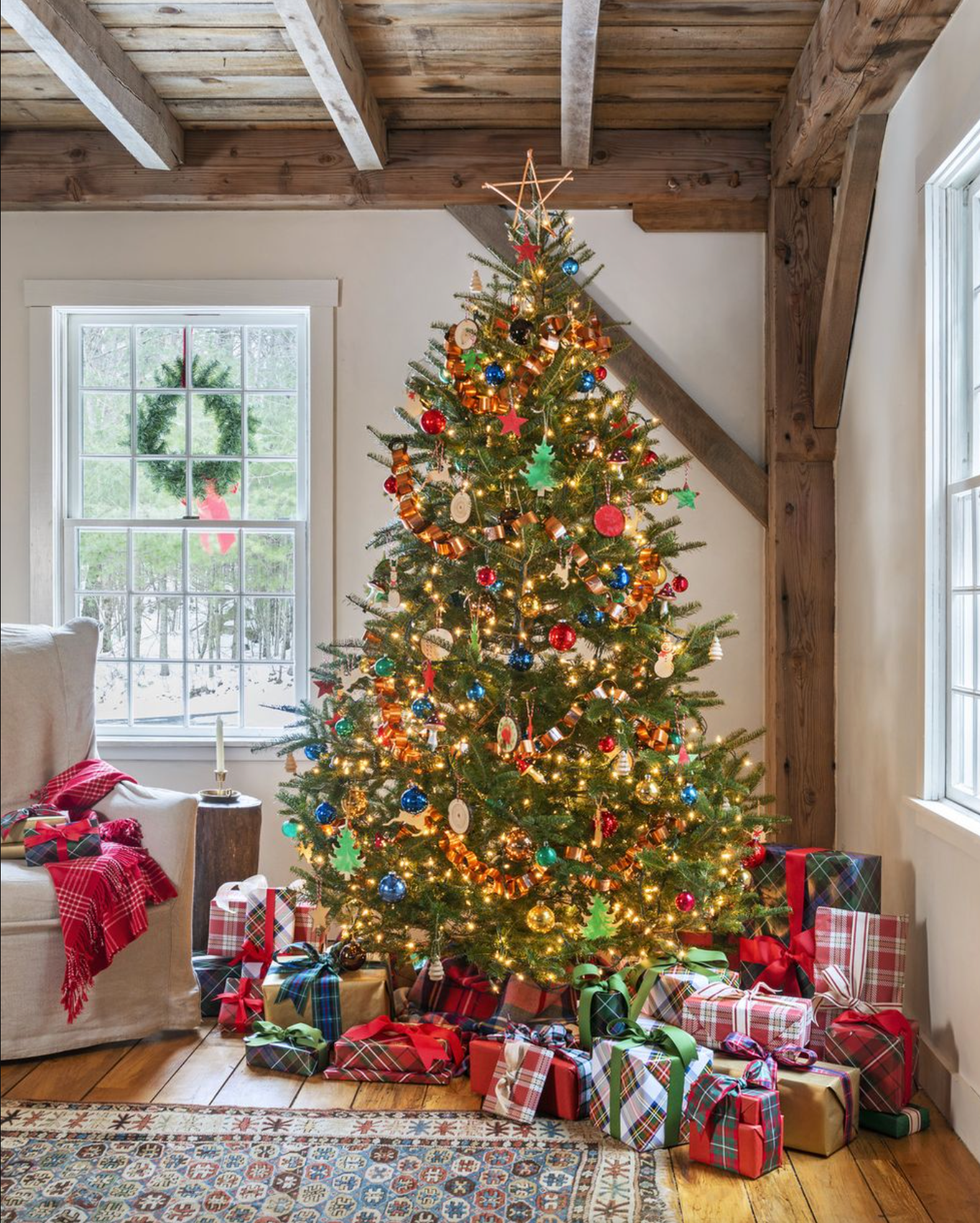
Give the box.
[681,981,813,1052]
[469,1024,593,1120]
[637,957,741,1028]
[217,976,264,1034]
[687,1058,783,1178]
[407,956,500,1023]
[483,1038,555,1123]
[206,875,315,959]
[323,1017,465,1085]
[825,1010,918,1113]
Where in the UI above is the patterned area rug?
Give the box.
[0,1100,678,1222]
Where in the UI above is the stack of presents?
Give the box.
[194,846,926,1180]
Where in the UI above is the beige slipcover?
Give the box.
[1,619,200,1058]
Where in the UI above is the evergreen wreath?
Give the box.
[137,355,256,501]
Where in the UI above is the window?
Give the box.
[63,310,309,738]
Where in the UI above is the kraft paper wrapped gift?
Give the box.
[244,1022,331,1076]
[687,1061,783,1178]
[681,981,814,1052]
[323,1018,464,1085]
[261,943,392,1041]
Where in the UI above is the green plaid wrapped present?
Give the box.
[572,964,631,1051]
[192,953,237,1019]
[244,1021,330,1076]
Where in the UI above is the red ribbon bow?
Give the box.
[740,845,826,996]
[340,1017,465,1071]
[836,1007,915,1109]
[24,816,99,863]
[217,978,264,1030]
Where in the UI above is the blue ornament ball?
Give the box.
[592,608,607,624]
[281,818,298,838]
[411,696,435,718]
[609,564,632,590]
[578,370,597,393]
[304,743,324,761]
[315,801,337,824]
[680,783,699,807]
[561,257,580,276]
[400,785,429,814]
[508,644,534,672]
[378,872,408,904]
[484,362,507,387]
[577,610,591,627]
[467,681,486,701]
[489,579,505,595]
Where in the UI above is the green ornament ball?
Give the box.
[535,843,559,868]
[374,656,396,678]
[334,717,355,738]
[281,818,298,838]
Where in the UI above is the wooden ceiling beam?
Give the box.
[560,0,601,168]
[813,114,887,428]
[632,198,768,232]
[0,0,182,169]
[771,0,960,186]
[272,0,386,170]
[447,201,768,525]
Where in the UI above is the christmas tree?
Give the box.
[275,153,778,984]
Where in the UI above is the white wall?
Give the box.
[836,0,980,1156]
[0,208,765,883]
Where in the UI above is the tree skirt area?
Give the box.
[0,1101,678,1222]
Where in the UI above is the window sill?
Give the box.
[98,737,282,764]
[906,796,980,861]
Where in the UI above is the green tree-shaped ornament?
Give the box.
[329,826,365,880]
[524,438,557,492]
[580,894,621,941]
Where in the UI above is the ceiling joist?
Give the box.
[560,0,601,169]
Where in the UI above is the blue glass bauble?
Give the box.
[508,645,534,672]
[680,783,699,807]
[315,801,337,824]
[489,579,505,595]
[281,818,298,838]
[400,785,429,814]
[467,682,486,701]
[561,257,580,275]
[592,608,607,624]
[578,370,596,393]
[411,697,435,718]
[304,743,324,761]
[378,872,408,904]
[484,362,506,387]
[577,610,591,626]
[609,564,631,590]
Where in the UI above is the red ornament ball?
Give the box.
[672,574,689,593]
[640,450,659,468]
[741,843,767,870]
[476,565,498,588]
[594,365,608,382]
[420,408,447,435]
[548,621,578,652]
[373,833,387,849]
[383,474,398,495]
[675,891,697,914]
[594,503,626,538]
[599,810,619,837]
[597,735,617,755]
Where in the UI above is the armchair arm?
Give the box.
[97,780,198,887]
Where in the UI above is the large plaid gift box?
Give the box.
[244,1021,330,1076]
[636,952,741,1027]
[825,1010,918,1114]
[687,1060,783,1178]
[713,1033,858,1156]
[206,875,315,959]
[681,981,814,1052]
[323,1017,465,1085]
[741,846,881,1000]
[497,973,576,1026]
[469,1025,593,1120]
[262,943,392,1041]
[860,1104,930,1138]
[407,956,500,1024]
[590,1021,713,1152]
[217,977,264,1034]
[483,1038,555,1123]
[24,816,102,867]
[193,953,238,1019]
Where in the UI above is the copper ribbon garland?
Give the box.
[519,678,628,759]
[390,446,473,559]
[440,828,549,898]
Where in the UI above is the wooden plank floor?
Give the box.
[4,1030,979,1223]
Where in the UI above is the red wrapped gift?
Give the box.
[824,1010,918,1113]
[322,1017,465,1085]
[681,981,813,1052]
[407,956,499,1023]
[483,1038,555,1123]
[687,1062,784,1179]
[469,1031,592,1120]
[217,977,263,1034]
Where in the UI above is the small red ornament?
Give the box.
[548,621,577,652]
[640,450,659,467]
[515,757,532,774]
[597,735,617,754]
[420,408,447,435]
[675,891,697,914]
[672,574,689,593]
[741,843,767,870]
[383,474,398,495]
[608,448,629,465]
[476,565,497,587]
[599,809,619,837]
[594,503,626,538]
[594,366,608,381]
[513,237,541,264]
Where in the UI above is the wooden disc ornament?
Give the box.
[594,502,626,538]
[454,319,479,350]
[450,489,473,524]
[448,797,471,835]
[421,627,455,661]
[496,715,520,753]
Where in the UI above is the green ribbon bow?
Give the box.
[606,1019,699,1147]
[620,948,732,1022]
[245,1021,327,1053]
[572,964,633,1051]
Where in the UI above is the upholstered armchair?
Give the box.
[0,618,200,1058]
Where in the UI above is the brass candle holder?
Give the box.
[200,770,240,803]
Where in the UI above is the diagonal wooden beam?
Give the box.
[447,202,768,526]
[813,114,888,429]
[0,0,182,169]
[273,0,386,171]
[560,0,601,169]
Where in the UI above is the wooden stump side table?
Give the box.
[192,793,262,953]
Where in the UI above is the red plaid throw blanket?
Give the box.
[3,760,177,1021]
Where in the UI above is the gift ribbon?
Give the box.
[836,1007,915,1109]
[690,979,812,1045]
[492,1038,547,1112]
[621,949,731,1022]
[811,964,886,1018]
[24,817,101,863]
[245,1021,326,1053]
[0,803,66,841]
[738,929,816,998]
[214,875,303,913]
[217,978,263,1029]
[341,1016,464,1071]
[572,965,632,1050]
[688,1061,778,1137]
[605,1020,697,1146]
[785,847,826,939]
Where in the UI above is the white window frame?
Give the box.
[26,280,338,753]
[925,129,980,818]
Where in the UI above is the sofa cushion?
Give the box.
[0,858,61,924]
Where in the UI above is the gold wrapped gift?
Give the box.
[261,955,392,1040]
[2,812,71,858]
[712,1053,860,1156]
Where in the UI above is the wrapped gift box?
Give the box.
[322,1018,464,1085]
[262,944,391,1041]
[217,976,264,1034]
[687,1066,783,1178]
[681,982,813,1052]
[483,1038,554,1123]
[206,876,315,958]
[825,1011,918,1114]
[24,817,102,867]
[1,810,70,858]
[244,1022,330,1076]
[590,1024,713,1152]
[860,1104,930,1138]
[573,965,632,1050]
[639,964,741,1028]
[192,953,238,1019]
[469,1029,592,1120]
[407,956,501,1025]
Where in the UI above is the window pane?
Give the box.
[245,663,295,727]
[82,325,130,389]
[95,661,128,724]
[133,663,185,726]
[247,325,297,390]
[136,459,186,518]
[248,460,297,518]
[78,529,128,590]
[133,594,184,660]
[192,327,241,388]
[192,461,241,517]
[136,326,185,388]
[949,692,978,797]
[79,593,127,658]
[189,664,240,726]
[952,592,978,691]
[83,392,131,454]
[137,392,186,455]
[244,531,294,593]
[248,394,297,455]
[133,531,183,592]
[189,596,238,660]
[192,393,242,456]
[244,597,294,661]
[82,458,130,518]
[950,488,976,588]
[189,530,240,593]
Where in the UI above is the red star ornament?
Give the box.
[513,237,540,264]
[313,679,335,697]
[499,405,529,437]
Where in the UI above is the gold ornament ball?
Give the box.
[526,902,556,933]
[342,786,368,817]
[503,828,534,862]
[519,593,542,617]
[654,565,668,584]
[652,487,670,506]
[635,777,659,804]
[359,656,374,674]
